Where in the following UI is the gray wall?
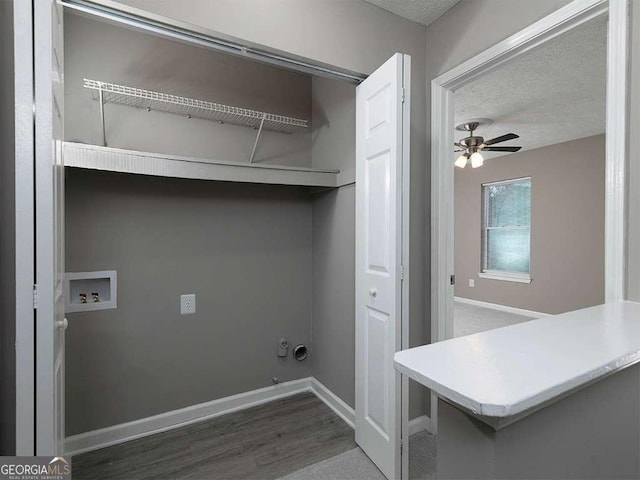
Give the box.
[0,0,17,455]
[110,0,430,419]
[311,76,356,175]
[309,77,358,409]
[66,170,313,435]
[424,0,572,78]
[311,186,356,407]
[437,364,640,479]
[65,12,312,167]
[454,135,605,314]
[309,76,359,407]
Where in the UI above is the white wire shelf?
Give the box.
[83,78,309,133]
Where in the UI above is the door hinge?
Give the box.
[400,265,405,281]
[401,88,405,103]
[450,274,455,286]
[33,284,38,309]
[400,439,404,455]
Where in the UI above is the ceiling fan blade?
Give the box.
[484,133,519,145]
[482,146,522,152]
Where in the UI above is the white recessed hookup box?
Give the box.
[65,270,117,313]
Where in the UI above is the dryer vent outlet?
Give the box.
[293,344,308,361]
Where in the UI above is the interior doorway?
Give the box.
[430,0,628,430]
[451,17,607,337]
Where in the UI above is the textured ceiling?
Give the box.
[363,0,460,26]
[455,17,606,159]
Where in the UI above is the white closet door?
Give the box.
[35,0,66,455]
[355,53,409,480]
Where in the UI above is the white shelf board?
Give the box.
[394,301,640,427]
[63,142,341,188]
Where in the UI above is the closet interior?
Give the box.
[64,9,358,440]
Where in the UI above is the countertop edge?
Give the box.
[395,351,640,420]
[393,303,640,425]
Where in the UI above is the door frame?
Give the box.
[430,0,628,432]
[13,0,36,456]
[34,0,66,455]
[400,55,411,480]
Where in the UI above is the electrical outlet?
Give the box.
[181,294,196,315]
[469,279,475,288]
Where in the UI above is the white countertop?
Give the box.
[394,301,640,420]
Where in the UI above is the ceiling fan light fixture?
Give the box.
[470,152,484,168]
[455,154,468,168]
[454,122,522,168]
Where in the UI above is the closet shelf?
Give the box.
[84,78,309,133]
[63,142,342,188]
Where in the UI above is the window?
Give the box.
[480,177,531,283]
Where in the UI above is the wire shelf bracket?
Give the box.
[84,78,309,161]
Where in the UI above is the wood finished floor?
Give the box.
[71,392,356,480]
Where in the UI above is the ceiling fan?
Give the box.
[454,120,522,168]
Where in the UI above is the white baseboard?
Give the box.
[65,377,358,456]
[454,296,549,318]
[408,415,435,436]
[65,377,312,456]
[310,378,355,429]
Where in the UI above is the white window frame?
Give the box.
[480,177,532,283]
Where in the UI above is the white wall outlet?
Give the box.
[469,279,475,288]
[180,294,196,315]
